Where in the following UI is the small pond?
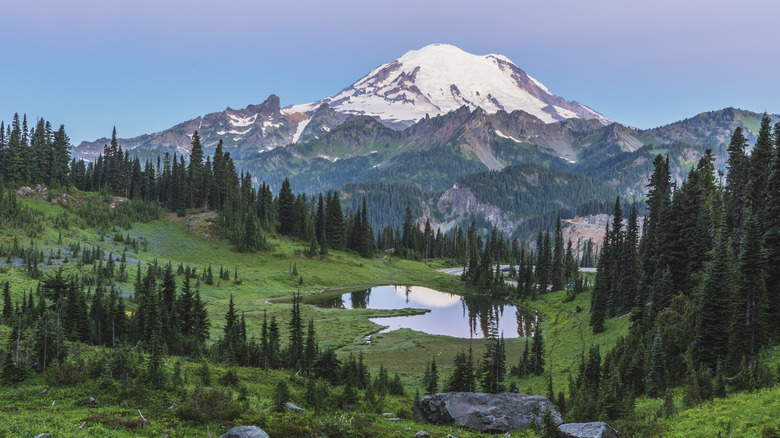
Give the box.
[301,285,537,339]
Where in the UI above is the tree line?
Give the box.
[567,115,780,423]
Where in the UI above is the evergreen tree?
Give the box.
[551,217,565,291]
[725,127,750,251]
[764,121,780,340]
[287,292,304,370]
[693,228,735,370]
[188,131,205,208]
[729,213,768,365]
[590,224,610,333]
[532,320,545,375]
[2,282,11,324]
[304,318,317,377]
[325,191,345,250]
[425,358,438,394]
[277,178,296,235]
[646,330,667,397]
[482,329,506,393]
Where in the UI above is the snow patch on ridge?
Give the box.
[228,113,258,127]
[495,130,523,143]
[292,117,311,143]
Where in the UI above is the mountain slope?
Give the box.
[288,43,609,128]
[73,96,351,161]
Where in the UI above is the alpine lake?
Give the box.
[279,285,537,340]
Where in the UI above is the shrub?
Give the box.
[176,384,243,423]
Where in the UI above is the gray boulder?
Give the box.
[219,426,270,438]
[558,422,619,438]
[414,431,430,438]
[414,392,562,433]
[285,402,305,413]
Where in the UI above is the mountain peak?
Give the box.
[288,44,608,127]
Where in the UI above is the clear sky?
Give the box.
[2,0,779,145]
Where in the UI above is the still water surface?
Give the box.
[302,285,537,339]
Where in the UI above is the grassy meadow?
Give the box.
[2,191,779,436]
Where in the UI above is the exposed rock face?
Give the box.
[414,392,562,433]
[436,185,521,236]
[558,422,620,438]
[219,426,269,438]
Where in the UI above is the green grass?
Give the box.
[0,191,633,437]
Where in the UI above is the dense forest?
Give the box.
[565,117,780,426]
[2,111,780,436]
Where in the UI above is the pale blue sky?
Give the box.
[2,0,779,144]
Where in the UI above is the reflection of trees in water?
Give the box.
[515,307,535,337]
[461,296,504,338]
[315,295,346,308]
[461,295,536,338]
[350,289,371,309]
[404,286,412,304]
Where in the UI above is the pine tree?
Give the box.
[729,213,768,365]
[646,330,667,397]
[188,131,205,208]
[551,217,565,291]
[425,358,438,394]
[620,204,641,313]
[315,193,326,245]
[532,320,545,375]
[304,318,317,377]
[747,114,774,217]
[277,178,296,235]
[222,294,240,364]
[325,191,345,250]
[693,228,734,370]
[482,328,506,393]
[590,224,610,333]
[2,282,11,324]
[764,121,780,340]
[287,292,304,370]
[725,127,750,251]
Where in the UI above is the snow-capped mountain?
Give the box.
[286,43,609,127]
[73,44,609,161]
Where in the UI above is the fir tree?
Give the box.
[551,217,565,291]
[287,292,304,370]
[729,213,768,365]
[693,228,734,370]
[532,320,545,375]
[646,330,667,397]
[277,178,296,236]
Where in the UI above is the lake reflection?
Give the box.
[305,285,536,339]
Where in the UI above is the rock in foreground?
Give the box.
[558,422,619,438]
[414,392,562,433]
[219,426,269,438]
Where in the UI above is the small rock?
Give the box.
[382,412,395,417]
[34,434,52,438]
[285,402,304,413]
[88,397,96,404]
[219,426,269,438]
[41,389,49,395]
[385,418,402,421]
[558,422,620,438]
[414,431,430,438]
